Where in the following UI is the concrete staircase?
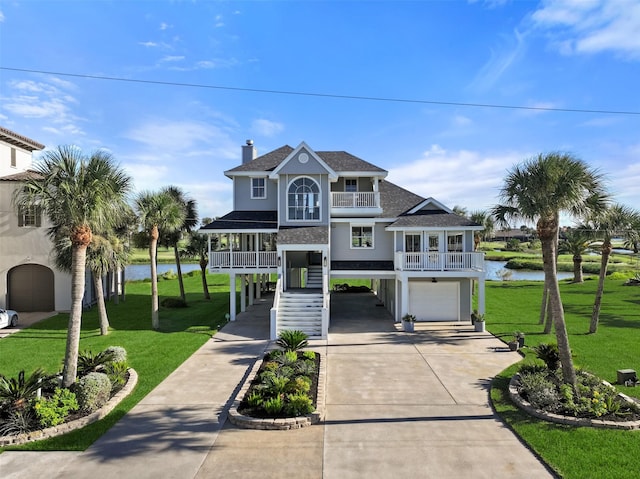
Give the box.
[306,265,323,289]
[276,291,324,337]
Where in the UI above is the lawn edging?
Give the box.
[0,368,138,446]
[228,350,326,430]
[508,373,640,430]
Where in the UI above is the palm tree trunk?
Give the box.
[538,284,548,325]
[540,218,577,390]
[590,240,611,333]
[543,292,553,334]
[62,243,88,388]
[174,244,186,303]
[150,226,160,330]
[573,255,584,283]
[200,256,210,300]
[92,272,109,335]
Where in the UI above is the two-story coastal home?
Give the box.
[201,141,486,339]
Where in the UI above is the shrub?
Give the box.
[518,372,560,410]
[295,360,316,376]
[33,388,78,428]
[74,372,112,413]
[505,239,522,251]
[263,375,290,396]
[103,361,129,393]
[276,330,309,352]
[288,376,311,394]
[77,349,116,377]
[247,391,263,408]
[0,408,37,436]
[284,393,314,416]
[302,350,316,361]
[533,343,560,371]
[0,368,48,410]
[263,396,284,415]
[160,297,187,308]
[104,346,127,364]
[274,350,299,368]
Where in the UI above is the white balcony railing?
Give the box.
[331,192,380,209]
[396,252,484,272]
[209,251,277,269]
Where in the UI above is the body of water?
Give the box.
[125,263,201,281]
[126,261,564,282]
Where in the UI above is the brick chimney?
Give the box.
[242,139,256,164]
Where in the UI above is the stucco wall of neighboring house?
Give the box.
[330,222,394,261]
[278,174,330,227]
[233,176,278,211]
[0,143,32,177]
[0,181,72,311]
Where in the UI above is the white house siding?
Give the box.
[0,143,32,177]
[330,222,394,262]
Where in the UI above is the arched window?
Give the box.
[288,177,320,221]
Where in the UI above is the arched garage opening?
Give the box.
[8,264,55,311]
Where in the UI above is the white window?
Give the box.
[345,178,357,192]
[405,233,421,252]
[251,177,266,199]
[288,177,320,221]
[351,225,373,248]
[447,232,463,252]
[18,206,41,227]
[429,234,439,252]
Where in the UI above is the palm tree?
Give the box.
[584,204,640,333]
[469,210,495,250]
[135,190,186,330]
[161,186,198,304]
[181,231,211,300]
[559,227,592,283]
[14,146,131,387]
[492,152,608,389]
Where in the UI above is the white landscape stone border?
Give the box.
[0,368,138,446]
[509,373,640,430]
[228,350,326,430]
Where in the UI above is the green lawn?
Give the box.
[129,246,197,264]
[0,271,233,451]
[486,278,640,479]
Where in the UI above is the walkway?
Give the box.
[0,293,554,478]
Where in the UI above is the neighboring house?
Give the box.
[0,126,105,312]
[201,141,486,339]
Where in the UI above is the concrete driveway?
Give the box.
[0,293,554,478]
[0,311,57,338]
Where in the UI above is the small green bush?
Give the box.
[0,368,48,410]
[77,349,116,377]
[0,408,37,436]
[247,391,263,407]
[74,372,112,413]
[533,343,560,371]
[160,297,187,308]
[274,350,299,367]
[295,360,316,376]
[518,372,560,410]
[263,396,284,415]
[284,393,314,416]
[302,350,315,361]
[104,346,127,364]
[276,330,309,351]
[103,361,129,393]
[33,388,79,428]
[288,376,311,394]
[263,375,290,395]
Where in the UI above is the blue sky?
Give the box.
[1,0,639,224]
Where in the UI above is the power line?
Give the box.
[2,66,639,116]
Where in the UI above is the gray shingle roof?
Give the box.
[0,170,43,181]
[378,180,425,217]
[200,211,277,230]
[227,146,387,174]
[389,210,481,228]
[278,226,328,245]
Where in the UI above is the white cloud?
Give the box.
[160,55,185,63]
[387,145,528,211]
[470,29,527,90]
[139,41,158,47]
[531,0,640,59]
[0,10,5,22]
[252,119,284,137]
[160,22,171,30]
[215,14,224,28]
[453,115,473,126]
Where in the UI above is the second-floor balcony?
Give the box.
[209,251,278,270]
[331,192,382,216]
[395,252,485,272]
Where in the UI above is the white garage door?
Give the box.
[409,282,459,321]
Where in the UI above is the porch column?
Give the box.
[229,273,237,321]
[240,274,247,313]
[248,274,255,306]
[394,278,399,322]
[478,274,486,316]
[256,273,262,299]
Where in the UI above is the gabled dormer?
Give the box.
[269,142,337,227]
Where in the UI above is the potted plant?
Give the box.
[401,313,416,332]
[473,313,485,332]
[471,309,478,325]
[507,339,519,351]
[514,331,525,348]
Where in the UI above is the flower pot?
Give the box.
[402,320,415,332]
[508,341,519,351]
[474,321,485,332]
